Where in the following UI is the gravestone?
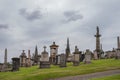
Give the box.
[60,54,66,67]
[115,49,120,59]
[84,49,92,64]
[73,46,80,66]
[12,58,20,71]
[93,50,98,60]
[40,46,50,68]
[80,54,85,62]
[0,63,4,72]
[56,55,60,65]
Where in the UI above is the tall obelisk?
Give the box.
[94,26,101,58]
[117,36,120,49]
[66,38,71,59]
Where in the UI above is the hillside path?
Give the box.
[49,69,120,80]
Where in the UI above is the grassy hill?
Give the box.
[0,59,120,80]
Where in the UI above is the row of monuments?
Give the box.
[0,26,120,72]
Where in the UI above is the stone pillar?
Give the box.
[94,26,101,59]
[4,48,7,64]
[2,48,8,71]
[27,50,31,67]
[12,58,20,71]
[117,36,120,49]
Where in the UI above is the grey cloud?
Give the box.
[64,11,83,22]
[19,8,43,21]
[0,24,8,29]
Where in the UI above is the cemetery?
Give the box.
[0,59,119,80]
[0,27,120,80]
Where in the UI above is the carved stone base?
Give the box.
[73,61,80,66]
[39,61,50,68]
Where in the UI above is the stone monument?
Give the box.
[94,26,101,59]
[20,50,27,67]
[12,57,20,71]
[40,46,50,68]
[84,49,92,64]
[60,54,66,67]
[50,42,59,64]
[56,54,61,65]
[115,36,120,59]
[73,46,80,66]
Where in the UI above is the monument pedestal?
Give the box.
[40,61,50,68]
[73,61,79,66]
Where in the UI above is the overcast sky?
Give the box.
[0,0,120,62]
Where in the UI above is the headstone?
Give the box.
[73,46,80,66]
[84,49,92,64]
[60,54,66,67]
[12,58,20,71]
[0,63,4,72]
[93,50,98,60]
[56,55,61,65]
[40,46,50,68]
[115,49,120,59]
[80,54,85,62]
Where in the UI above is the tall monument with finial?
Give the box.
[94,26,101,59]
[34,45,39,65]
[50,42,59,64]
[4,48,7,65]
[66,38,71,59]
[117,36,120,49]
[3,48,8,70]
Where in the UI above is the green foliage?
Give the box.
[90,74,120,80]
[0,59,120,80]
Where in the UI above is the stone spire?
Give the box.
[66,38,71,58]
[28,50,31,59]
[4,48,7,64]
[34,45,39,64]
[117,36,120,49]
[94,26,101,52]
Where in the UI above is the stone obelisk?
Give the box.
[117,36,120,49]
[94,26,101,58]
[66,38,71,59]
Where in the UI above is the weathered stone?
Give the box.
[40,46,50,68]
[60,54,66,67]
[56,55,61,65]
[0,63,4,72]
[93,50,98,60]
[94,26,101,59]
[20,50,27,67]
[115,49,120,59]
[50,42,59,64]
[73,46,80,66]
[12,58,20,71]
[84,49,92,64]
[80,54,85,62]
[66,38,72,62]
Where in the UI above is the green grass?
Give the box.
[90,74,120,80]
[0,59,120,80]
